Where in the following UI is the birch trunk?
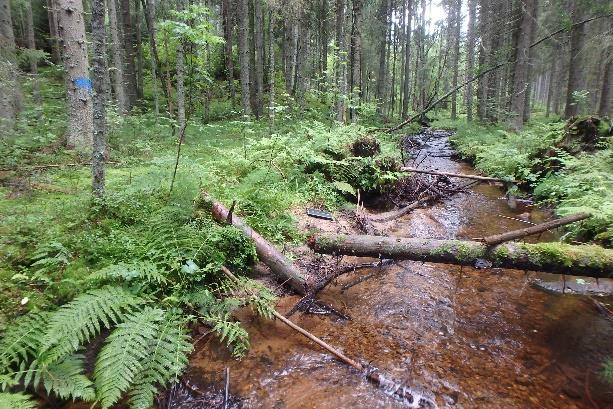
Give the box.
[57,0,93,150]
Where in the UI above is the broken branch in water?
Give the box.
[480,212,592,246]
[220,266,437,408]
[308,233,613,278]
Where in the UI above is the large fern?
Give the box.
[39,286,144,366]
[94,307,192,409]
[88,262,168,285]
[0,392,37,409]
[0,312,50,373]
[126,310,192,409]
[20,355,95,402]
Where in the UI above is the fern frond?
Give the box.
[40,286,144,366]
[38,355,95,402]
[0,392,37,409]
[95,307,191,409]
[88,262,168,285]
[206,313,249,358]
[127,311,192,409]
[0,312,50,371]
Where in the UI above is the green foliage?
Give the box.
[449,119,613,244]
[39,286,144,366]
[602,358,613,386]
[0,392,37,409]
[94,307,191,409]
[0,312,49,377]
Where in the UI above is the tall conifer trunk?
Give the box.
[91,0,107,197]
[237,0,251,115]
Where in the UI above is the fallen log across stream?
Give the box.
[401,166,514,183]
[197,193,307,295]
[308,234,613,278]
[220,266,438,408]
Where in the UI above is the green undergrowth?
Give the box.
[438,117,613,246]
[0,72,403,407]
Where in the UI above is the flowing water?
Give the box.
[184,130,613,409]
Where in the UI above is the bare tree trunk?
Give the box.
[91,0,107,198]
[510,0,535,130]
[545,53,557,117]
[57,0,93,150]
[296,10,309,113]
[267,7,275,121]
[375,0,390,114]
[134,0,144,102]
[522,0,538,123]
[598,49,612,117]
[464,0,476,121]
[0,0,21,134]
[46,0,61,63]
[335,0,347,122]
[120,0,137,110]
[237,0,251,115]
[349,0,363,123]
[107,0,127,113]
[401,0,412,118]
[254,0,265,118]
[564,0,585,118]
[141,0,168,114]
[320,0,329,92]
[450,0,462,120]
[222,0,235,101]
[176,42,185,130]
[25,0,41,111]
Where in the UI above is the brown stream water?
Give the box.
[185,131,613,409]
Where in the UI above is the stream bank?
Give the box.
[181,129,612,409]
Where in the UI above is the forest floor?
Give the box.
[1,72,612,407]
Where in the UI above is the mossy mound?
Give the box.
[350,135,381,157]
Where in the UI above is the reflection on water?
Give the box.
[187,131,613,408]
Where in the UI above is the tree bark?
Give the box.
[198,193,307,294]
[598,50,612,117]
[309,234,613,278]
[176,41,185,130]
[401,0,412,118]
[564,0,585,118]
[140,0,169,114]
[464,0,476,121]
[449,0,462,120]
[221,0,235,101]
[107,0,127,113]
[57,0,93,150]
[295,10,309,113]
[91,0,107,198]
[335,0,347,122]
[320,0,329,92]
[375,0,390,114]
[349,0,363,123]
[46,0,61,63]
[254,0,265,117]
[134,0,144,102]
[267,7,275,121]
[0,0,21,134]
[237,0,251,116]
[25,0,41,110]
[510,0,535,130]
[120,0,137,110]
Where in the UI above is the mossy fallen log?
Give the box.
[308,234,613,278]
[197,192,307,294]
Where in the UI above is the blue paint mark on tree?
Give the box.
[73,77,93,95]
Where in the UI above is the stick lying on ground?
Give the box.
[220,266,437,408]
[308,234,613,278]
[481,213,592,246]
[198,192,307,295]
[401,167,512,183]
[368,200,425,223]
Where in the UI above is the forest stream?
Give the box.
[176,130,613,409]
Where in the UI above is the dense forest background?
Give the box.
[0,0,611,408]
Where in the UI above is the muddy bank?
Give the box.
[183,129,612,408]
